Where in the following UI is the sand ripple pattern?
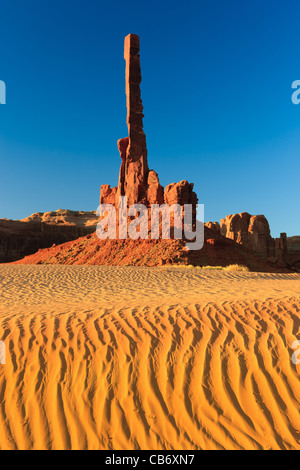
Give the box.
[0,267,299,449]
[0,265,299,308]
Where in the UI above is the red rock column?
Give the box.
[121,34,149,205]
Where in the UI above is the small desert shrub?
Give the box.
[201,266,223,270]
[223,264,250,272]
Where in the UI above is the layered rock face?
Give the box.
[100,34,197,210]
[275,232,288,261]
[287,236,300,254]
[220,213,273,258]
[0,210,98,263]
[220,212,252,245]
[285,236,300,271]
[207,212,288,262]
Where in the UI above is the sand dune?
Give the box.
[0,266,299,450]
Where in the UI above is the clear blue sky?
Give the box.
[0,0,299,237]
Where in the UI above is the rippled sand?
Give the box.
[0,266,299,449]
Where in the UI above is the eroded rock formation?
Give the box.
[247,215,274,258]
[220,212,252,245]
[205,221,220,232]
[207,212,288,262]
[164,181,198,207]
[100,185,117,206]
[147,170,164,205]
[100,34,197,210]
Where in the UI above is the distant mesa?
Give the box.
[20,209,98,227]
[0,210,98,263]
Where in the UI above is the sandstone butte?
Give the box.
[8,35,300,272]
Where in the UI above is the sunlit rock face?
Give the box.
[100,34,197,210]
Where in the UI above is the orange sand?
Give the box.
[0,266,299,450]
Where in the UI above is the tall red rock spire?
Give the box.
[100,34,196,212]
[117,34,149,206]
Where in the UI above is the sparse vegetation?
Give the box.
[200,266,223,270]
[223,264,250,272]
[166,264,250,272]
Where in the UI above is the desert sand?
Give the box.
[0,265,299,450]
